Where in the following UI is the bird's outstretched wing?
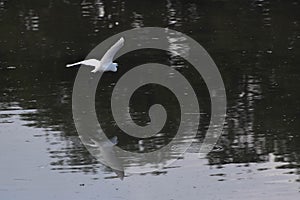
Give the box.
[100,37,124,66]
[66,59,100,68]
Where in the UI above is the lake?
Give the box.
[0,0,299,199]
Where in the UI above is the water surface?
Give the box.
[0,0,299,199]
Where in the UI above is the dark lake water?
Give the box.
[0,0,299,199]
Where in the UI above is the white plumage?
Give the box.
[66,37,124,73]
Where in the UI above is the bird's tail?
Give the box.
[66,61,82,67]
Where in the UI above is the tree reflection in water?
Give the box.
[0,0,299,178]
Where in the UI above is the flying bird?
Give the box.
[66,37,124,73]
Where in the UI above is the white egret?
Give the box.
[66,37,124,73]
